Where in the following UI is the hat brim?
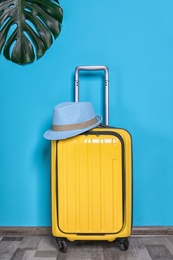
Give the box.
[43,115,102,140]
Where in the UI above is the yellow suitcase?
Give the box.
[51,66,132,253]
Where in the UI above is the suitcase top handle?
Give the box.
[74,66,109,125]
[75,66,109,81]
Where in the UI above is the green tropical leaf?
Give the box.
[0,0,63,65]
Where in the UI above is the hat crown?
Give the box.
[53,102,96,125]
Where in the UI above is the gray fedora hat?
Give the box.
[43,102,102,140]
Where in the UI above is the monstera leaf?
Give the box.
[0,0,63,65]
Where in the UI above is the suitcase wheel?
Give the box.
[55,238,67,253]
[119,238,129,251]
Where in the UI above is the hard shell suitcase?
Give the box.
[51,66,132,253]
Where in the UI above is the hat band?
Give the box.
[52,117,97,131]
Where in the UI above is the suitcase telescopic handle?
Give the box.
[75,66,109,125]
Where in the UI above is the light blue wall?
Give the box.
[0,0,173,226]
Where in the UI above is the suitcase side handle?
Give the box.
[75,65,109,125]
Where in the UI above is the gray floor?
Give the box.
[0,235,173,260]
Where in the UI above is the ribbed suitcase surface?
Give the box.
[57,131,124,234]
